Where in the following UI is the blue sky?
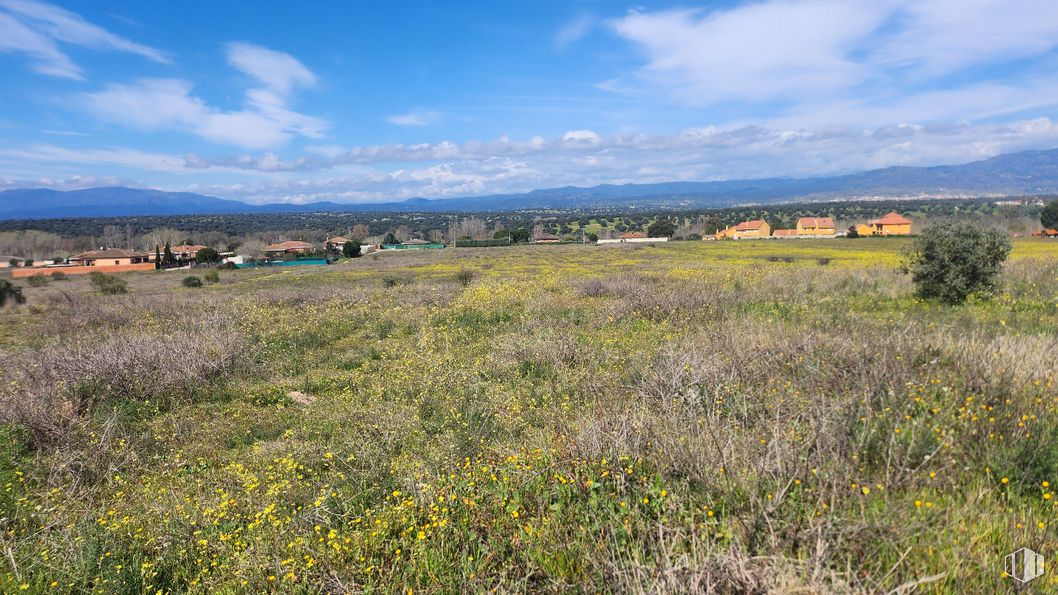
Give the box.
[3,0,1058,204]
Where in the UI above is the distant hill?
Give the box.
[4,148,1058,219]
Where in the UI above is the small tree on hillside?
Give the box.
[1041,199,1058,229]
[382,232,399,246]
[902,222,1011,304]
[647,219,677,238]
[343,240,362,258]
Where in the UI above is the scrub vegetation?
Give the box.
[0,238,1056,592]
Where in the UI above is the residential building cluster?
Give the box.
[711,212,913,240]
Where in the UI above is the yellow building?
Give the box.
[69,248,150,266]
[796,217,836,236]
[853,224,874,237]
[867,212,913,235]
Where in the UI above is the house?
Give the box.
[1033,228,1058,237]
[796,217,836,236]
[621,231,648,240]
[326,236,352,249]
[69,248,151,267]
[533,233,561,244]
[264,241,314,254]
[867,212,913,235]
[853,224,874,237]
[171,244,208,260]
[714,219,771,240]
[773,229,799,238]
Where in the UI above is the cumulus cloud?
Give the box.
[609,0,1058,125]
[80,43,325,150]
[0,0,168,79]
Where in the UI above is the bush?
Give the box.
[846,226,860,238]
[587,232,599,243]
[218,261,239,270]
[343,240,362,258]
[646,219,677,238]
[89,272,128,295]
[456,268,475,287]
[194,247,220,263]
[203,270,220,284]
[1041,199,1058,229]
[0,280,25,307]
[902,222,1012,304]
[50,271,67,281]
[26,274,48,287]
[182,276,203,288]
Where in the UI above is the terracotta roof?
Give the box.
[71,248,148,259]
[620,231,647,239]
[265,240,313,251]
[734,219,767,231]
[773,229,798,237]
[327,236,351,243]
[171,244,207,253]
[797,217,835,229]
[868,212,912,226]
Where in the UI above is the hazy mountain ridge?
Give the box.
[3,148,1058,219]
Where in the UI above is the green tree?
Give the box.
[902,222,1012,304]
[163,242,176,266]
[646,219,676,238]
[586,232,599,243]
[846,225,860,239]
[382,232,399,246]
[0,280,25,307]
[1041,199,1058,229]
[342,240,362,258]
[194,247,220,263]
[154,245,161,269]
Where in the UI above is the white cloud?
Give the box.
[387,109,441,126]
[80,44,326,150]
[0,0,168,79]
[609,1,1058,126]
[226,42,316,96]
[555,13,594,49]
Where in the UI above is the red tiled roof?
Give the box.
[797,217,835,228]
[71,248,148,259]
[327,236,351,244]
[868,212,912,225]
[773,229,798,237]
[265,240,313,251]
[735,219,767,231]
[171,244,207,253]
[621,231,647,239]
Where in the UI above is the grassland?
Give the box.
[1,238,1057,593]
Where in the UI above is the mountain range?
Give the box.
[4,147,1058,219]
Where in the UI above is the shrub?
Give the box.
[902,222,1012,304]
[26,274,48,287]
[194,247,220,263]
[382,275,402,288]
[646,219,676,238]
[203,270,220,284]
[587,232,599,243]
[89,272,128,295]
[0,280,25,307]
[846,225,860,238]
[218,261,239,270]
[456,267,475,287]
[343,240,362,258]
[50,271,67,281]
[182,276,203,288]
[1041,198,1058,229]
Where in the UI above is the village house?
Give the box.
[772,229,799,238]
[326,236,352,250]
[1033,228,1058,238]
[264,240,314,255]
[714,219,771,240]
[867,212,913,235]
[853,224,874,237]
[796,217,836,236]
[69,248,151,267]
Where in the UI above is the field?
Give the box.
[1,238,1057,593]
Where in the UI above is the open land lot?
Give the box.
[1,238,1057,592]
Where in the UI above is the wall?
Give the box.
[11,262,156,278]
